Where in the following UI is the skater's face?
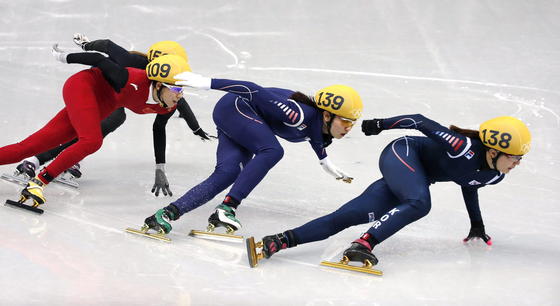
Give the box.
[323,112,355,139]
[487,149,522,174]
[154,82,183,108]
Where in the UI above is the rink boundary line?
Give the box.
[249,66,560,94]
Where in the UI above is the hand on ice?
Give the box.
[463,221,492,245]
[151,164,172,197]
[319,157,353,183]
[174,71,211,90]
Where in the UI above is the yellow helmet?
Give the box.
[314,85,363,120]
[147,41,188,62]
[146,54,191,85]
[479,116,531,155]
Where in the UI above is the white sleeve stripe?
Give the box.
[486,174,503,184]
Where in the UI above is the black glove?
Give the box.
[361,119,384,136]
[193,128,217,141]
[463,220,492,245]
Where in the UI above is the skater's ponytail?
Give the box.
[449,125,480,140]
[129,50,148,59]
[290,92,320,110]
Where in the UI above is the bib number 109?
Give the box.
[147,63,171,79]
[481,129,511,149]
[316,92,344,110]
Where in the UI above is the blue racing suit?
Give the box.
[292,114,504,245]
[170,79,330,216]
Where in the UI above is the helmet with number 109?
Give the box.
[314,85,363,120]
[146,54,191,85]
[147,41,188,62]
[479,116,531,155]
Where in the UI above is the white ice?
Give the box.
[0,1,559,305]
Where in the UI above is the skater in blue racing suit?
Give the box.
[143,73,364,235]
[253,114,531,267]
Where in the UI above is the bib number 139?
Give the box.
[316,92,344,110]
[481,129,511,149]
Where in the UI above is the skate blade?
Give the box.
[1,173,29,187]
[320,260,383,276]
[4,199,44,214]
[53,176,79,188]
[125,227,171,242]
[189,229,244,243]
[245,236,265,268]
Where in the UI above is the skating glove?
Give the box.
[319,157,353,183]
[73,33,90,50]
[463,220,492,245]
[362,119,384,136]
[193,128,217,141]
[151,164,173,197]
[174,71,212,90]
[51,44,68,64]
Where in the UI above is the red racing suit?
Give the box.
[0,67,174,183]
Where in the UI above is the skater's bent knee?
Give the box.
[78,138,103,154]
[407,199,431,218]
[259,146,284,165]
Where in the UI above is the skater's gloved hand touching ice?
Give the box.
[319,157,353,183]
[193,128,217,141]
[463,220,492,245]
[174,71,211,90]
[362,119,384,136]
[151,164,172,197]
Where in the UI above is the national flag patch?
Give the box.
[468,180,481,185]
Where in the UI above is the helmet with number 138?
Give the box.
[479,116,531,173]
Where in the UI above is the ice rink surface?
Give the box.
[1,1,559,305]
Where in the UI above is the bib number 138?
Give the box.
[481,129,511,149]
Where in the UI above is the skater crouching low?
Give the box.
[141,72,364,238]
[248,114,531,272]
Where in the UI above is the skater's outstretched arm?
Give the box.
[83,39,148,69]
[362,114,472,158]
[176,99,215,141]
[461,186,493,245]
[174,73,305,127]
[52,44,129,92]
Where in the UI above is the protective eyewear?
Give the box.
[505,154,523,162]
[162,83,184,94]
[338,116,356,127]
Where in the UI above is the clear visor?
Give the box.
[162,83,184,94]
